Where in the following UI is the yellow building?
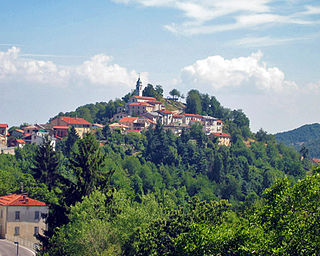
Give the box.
[0,194,49,250]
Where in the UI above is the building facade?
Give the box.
[0,194,48,250]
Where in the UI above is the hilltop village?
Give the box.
[0,79,231,154]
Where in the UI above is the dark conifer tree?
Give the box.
[32,136,60,190]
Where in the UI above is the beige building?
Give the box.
[0,194,48,250]
[49,116,92,138]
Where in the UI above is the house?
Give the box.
[113,112,129,122]
[119,117,139,130]
[53,126,69,138]
[10,129,25,138]
[183,113,203,125]
[210,132,232,146]
[21,124,46,135]
[49,116,92,138]
[128,102,154,116]
[119,116,155,131]
[172,114,183,125]
[128,95,157,104]
[7,138,26,148]
[158,110,173,125]
[147,100,162,111]
[0,193,49,250]
[0,124,8,148]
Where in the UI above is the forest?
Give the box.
[275,123,320,158]
[0,88,317,255]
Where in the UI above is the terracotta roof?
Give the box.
[311,158,320,163]
[173,114,183,118]
[129,102,152,106]
[216,120,223,123]
[211,132,231,138]
[133,96,157,101]
[160,110,172,114]
[59,116,92,125]
[0,124,8,128]
[14,129,24,133]
[53,126,69,129]
[0,194,46,206]
[119,117,138,123]
[16,139,26,143]
[147,100,162,104]
[184,113,203,117]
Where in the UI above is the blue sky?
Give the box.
[0,0,319,133]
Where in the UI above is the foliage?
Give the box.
[275,123,320,158]
[142,84,163,100]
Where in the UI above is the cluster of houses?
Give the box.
[0,78,231,155]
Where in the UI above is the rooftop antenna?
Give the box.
[20,182,24,194]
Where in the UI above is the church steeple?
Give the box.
[136,75,143,96]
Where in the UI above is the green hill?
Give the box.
[275,123,320,158]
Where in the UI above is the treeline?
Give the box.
[275,123,320,158]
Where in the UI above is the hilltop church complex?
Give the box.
[0,78,231,153]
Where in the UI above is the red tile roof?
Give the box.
[173,114,183,118]
[160,110,172,114]
[53,126,69,129]
[0,124,8,128]
[147,100,162,104]
[184,113,203,117]
[211,132,231,138]
[216,120,223,123]
[14,129,24,133]
[59,116,91,125]
[119,117,138,123]
[16,139,26,143]
[0,194,46,206]
[311,158,320,163]
[129,102,152,106]
[134,96,157,101]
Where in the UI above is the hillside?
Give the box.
[275,123,320,158]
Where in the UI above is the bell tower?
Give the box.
[136,75,143,96]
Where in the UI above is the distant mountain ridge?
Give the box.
[275,123,320,158]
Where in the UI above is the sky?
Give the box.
[0,0,319,133]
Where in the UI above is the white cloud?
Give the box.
[180,51,297,93]
[231,35,311,47]
[112,0,320,35]
[0,47,145,88]
[176,52,320,133]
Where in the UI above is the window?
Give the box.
[34,226,39,236]
[15,211,20,220]
[0,209,2,218]
[14,226,20,236]
[35,211,40,220]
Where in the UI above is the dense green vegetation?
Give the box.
[275,123,320,158]
[0,89,316,255]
